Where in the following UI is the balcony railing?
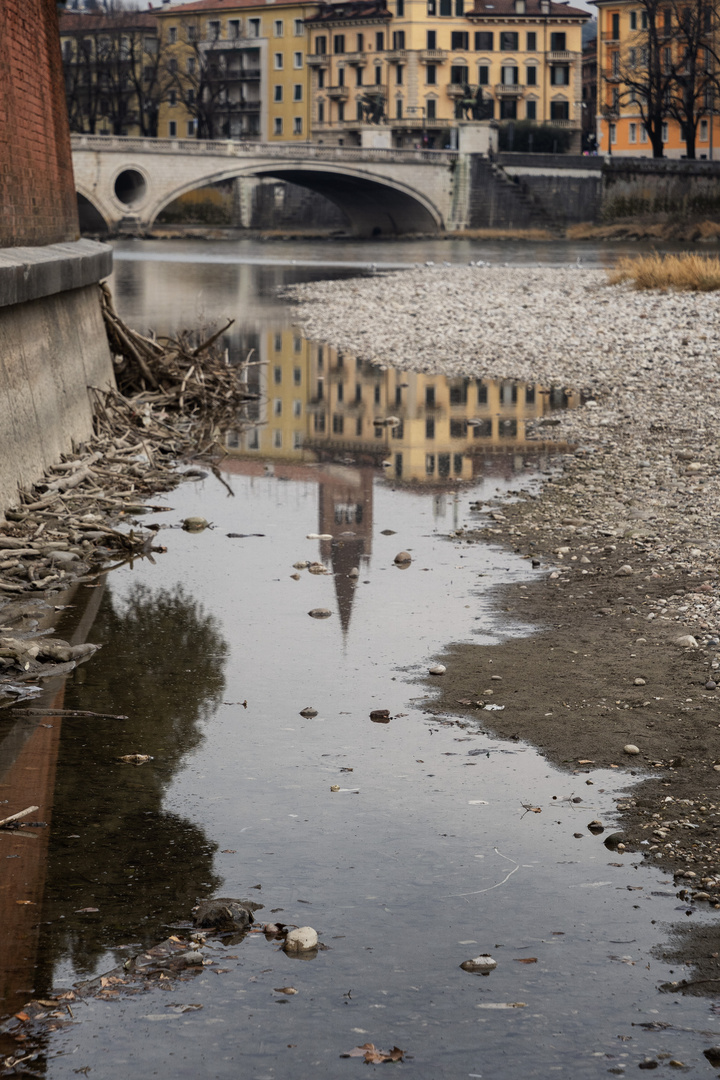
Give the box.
[226,68,261,80]
[326,85,350,99]
[446,82,467,98]
[420,48,449,63]
[601,31,620,42]
[344,51,368,65]
[386,49,409,62]
[495,82,525,96]
[307,53,330,66]
[548,118,580,127]
[548,50,575,61]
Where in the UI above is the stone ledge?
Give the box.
[0,239,112,309]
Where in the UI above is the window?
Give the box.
[274,19,284,36]
[337,382,344,403]
[168,57,178,72]
[376,31,385,50]
[700,118,709,140]
[611,12,620,38]
[332,415,344,434]
[440,0,452,14]
[450,419,465,438]
[456,0,464,13]
[274,332,283,351]
[427,30,437,48]
[640,124,648,142]
[426,417,435,438]
[629,121,637,142]
[393,30,405,49]
[526,99,536,119]
[168,26,177,43]
[249,18,260,37]
[398,0,405,13]
[425,385,435,407]
[550,99,569,119]
[337,67,345,85]
[294,432,304,449]
[187,24,196,41]
[168,120,177,136]
[500,31,518,50]
[551,64,570,84]
[274,84,283,101]
[274,52,283,68]
[395,65,404,84]
[187,119,196,139]
[314,413,326,433]
[334,34,345,53]
[229,19,240,39]
[208,20,220,40]
[428,0,437,12]
[526,31,536,50]
[502,64,519,84]
[550,31,566,50]
[526,65,537,85]
[451,64,469,82]
[274,365,282,384]
[662,121,668,141]
[316,35,327,54]
[612,50,620,75]
[396,98,403,118]
[356,66,364,85]
[375,65,383,84]
[478,64,489,84]
[294,19,304,35]
[427,64,437,84]
[293,116,303,134]
[294,51,303,67]
[274,116,283,134]
[338,101,345,120]
[318,101,325,122]
[475,30,493,49]
[318,68,325,87]
[168,89,177,106]
[451,31,469,49]
[630,10,637,28]
[426,97,436,118]
[187,56,196,73]
[273,430,283,448]
[641,10,648,27]
[293,83,302,100]
[609,123,617,144]
[294,367,302,385]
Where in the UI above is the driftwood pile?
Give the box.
[0,287,259,702]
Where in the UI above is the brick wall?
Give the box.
[0,0,79,247]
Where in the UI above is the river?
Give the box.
[3,237,719,1078]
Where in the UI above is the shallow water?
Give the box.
[2,238,719,1077]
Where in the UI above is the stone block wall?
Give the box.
[602,158,720,220]
[0,0,79,246]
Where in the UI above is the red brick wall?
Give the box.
[0,0,79,247]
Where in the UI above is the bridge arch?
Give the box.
[152,162,444,237]
[75,186,110,234]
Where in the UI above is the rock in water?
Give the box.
[182,517,209,532]
[394,551,412,565]
[284,926,318,952]
[460,955,497,975]
[193,898,262,930]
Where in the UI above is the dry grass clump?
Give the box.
[607,252,720,291]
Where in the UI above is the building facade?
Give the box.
[595,0,720,158]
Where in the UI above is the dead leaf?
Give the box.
[118,754,152,765]
[14,1012,29,1022]
[75,907,99,913]
[221,849,237,854]
[578,759,595,764]
[341,1043,405,1063]
[521,804,542,814]
[514,957,538,964]
[274,987,298,995]
[16,900,35,906]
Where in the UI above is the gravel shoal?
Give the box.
[292,266,720,980]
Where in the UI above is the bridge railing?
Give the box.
[71,134,458,165]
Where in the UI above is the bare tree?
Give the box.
[664,0,720,157]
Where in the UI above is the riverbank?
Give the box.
[291,264,720,987]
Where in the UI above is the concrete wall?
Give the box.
[0,0,78,247]
[0,241,114,515]
[602,157,720,220]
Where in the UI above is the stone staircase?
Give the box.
[462,156,562,232]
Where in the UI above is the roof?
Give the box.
[469,0,589,17]
[305,0,390,22]
[152,0,311,13]
[59,11,158,32]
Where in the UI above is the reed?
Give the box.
[607,252,720,291]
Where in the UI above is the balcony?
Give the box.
[386,49,409,63]
[226,68,261,81]
[548,50,575,61]
[327,84,350,99]
[420,48,448,63]
[344,51,368,65]
[548,118,580,127]
[495,82,525,96]
[601,31,620,42]
[446,82,467,98]
[307,53,330,66]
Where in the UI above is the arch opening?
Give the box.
[114,169,147,207]
[76,193,109,235]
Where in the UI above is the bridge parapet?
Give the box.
[71,134,458,166]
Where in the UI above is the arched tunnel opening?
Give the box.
[77,194,108,235]
[114,168,147,207]
[254,168,440,237]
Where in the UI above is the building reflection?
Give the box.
[222,328,578,483]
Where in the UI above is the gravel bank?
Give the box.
[292,266,720,976]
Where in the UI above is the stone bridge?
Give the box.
[70,134,463,237]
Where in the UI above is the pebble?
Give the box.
[587,819,604,834]
[614,564,634,577]
[284,927,318,952]
[394,551,412,565]
[300,706,318,717]
[624,744,641,755]
[634,678,646,686]
[675,635,699,648]
[429,664,447,675]
[308,608,332,619]
[182,516,208,532]
[460,955,497,974]
[706,680,717,690]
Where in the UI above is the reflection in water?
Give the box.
[30,583,227,994]
[222,329,578,484]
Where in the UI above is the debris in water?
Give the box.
[308,608,332,619]
[341,1044,405,1062]
[284,927,318,953]
[117,754,153,766]
[460,955,497,975]
[394,551,412,565]
[193,898,262,930]
[182,517,209,532]
[370,709,390,722]
[300,707,318,718]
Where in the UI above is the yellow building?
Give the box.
[595,0,720,158]
[305,0,589,149]
[155,0,317,142]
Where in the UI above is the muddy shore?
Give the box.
[291,264,720,989]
